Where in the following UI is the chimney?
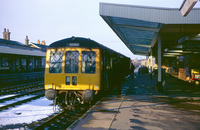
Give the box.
[3,28,7,40]
[6,29,11,40]
[25,36,29,45]
[37,40,40,44]
[41,40,46,45]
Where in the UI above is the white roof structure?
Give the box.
[0,39,46,57]
[0,46,46,56]
[100,3,200,56]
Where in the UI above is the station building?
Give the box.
[0,28,47,86]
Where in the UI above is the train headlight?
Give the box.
[72,76,77,85]
[66,76,70,85]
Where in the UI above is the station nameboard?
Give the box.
[182,41,200,50]
[180,0,198,16]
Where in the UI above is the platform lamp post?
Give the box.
[180,0,198,16]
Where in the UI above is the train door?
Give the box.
[101,50,113,91]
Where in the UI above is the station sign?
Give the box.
[182,41,200,51]
[180,0,198,16]
[66,43,80,47]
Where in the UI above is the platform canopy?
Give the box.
[100,3,200,56]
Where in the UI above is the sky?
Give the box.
[0,0,200,59]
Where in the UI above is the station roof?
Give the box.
[0,39,46,57]
[100,3,200,56]
[0,38,25,46]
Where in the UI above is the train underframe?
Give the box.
[45,89,98,111]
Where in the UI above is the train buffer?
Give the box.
[68,74,200,130]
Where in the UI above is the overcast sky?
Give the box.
[0,0,200,59]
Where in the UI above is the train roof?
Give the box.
[49,37,101,48]
[49,37,128,58]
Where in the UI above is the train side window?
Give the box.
[49,51,63,73]
[81,51,96,74]
[65,51,79,73]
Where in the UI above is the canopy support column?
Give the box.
[150,50,153,73]
[157,34,163,92]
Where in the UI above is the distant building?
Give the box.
[141,60,146,66]
[29,40,48,52]
[0,28,47,74]
[3,28,11,40]
[0,28,48,86]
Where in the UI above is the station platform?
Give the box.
[68,74,200,130]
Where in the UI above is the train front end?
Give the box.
[44,37,101,109]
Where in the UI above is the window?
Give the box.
[28,58,34,71]
[65,51,79,73]
[49,51,63,73]
[2,58,8,67]
[21,58,26,70]
[42,57,46,68]
[81,51,96,73]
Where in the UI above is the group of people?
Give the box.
[129,62,192,83]
[130,63,150,79]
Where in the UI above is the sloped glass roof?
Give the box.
[117,27,155,45]
[110,16,159,28]
[129,44,149,52]
[110,18,158,55]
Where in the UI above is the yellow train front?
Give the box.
[45,37,130,109]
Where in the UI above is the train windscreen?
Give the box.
[65,51,79,73]
[49,51,63,73]
[81,51,96,73]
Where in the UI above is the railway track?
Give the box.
[27,93,104,129]
[0,93,44,112]
[28,108,87,130]
[0,81,106,129]
[0,88,44,103]
[0,81,45,112]
[0,81,43,95]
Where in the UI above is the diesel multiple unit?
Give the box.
[45,37,130,109]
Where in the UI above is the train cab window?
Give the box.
[65,51,79,73]
[49,51,63,73]
[81,51,96,73]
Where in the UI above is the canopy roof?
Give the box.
[100,3,200,56]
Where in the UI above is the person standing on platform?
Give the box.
[186,64,191,83]
[131,63,135,79]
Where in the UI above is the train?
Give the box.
[44,36,131,109]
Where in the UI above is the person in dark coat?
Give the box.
[186,64,191,82]
[131,63,135,79]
